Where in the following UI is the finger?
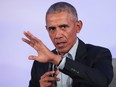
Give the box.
[41,76,60,84]
[22,38,34,47]
[41,71,55,79]
[46,83,56,87]
[25,31,41,44]
[23,31,48,51]
[22,38,40,52]
[23,31,36,45]
[40,74,60,87]
[45,76,60,81]
[28,55,38,60]
[44,82,52,87]
[23,31,32,40]
[41,76,60,87]
[54,70,60,76]
[40,80,53,87]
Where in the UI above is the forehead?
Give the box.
[46,12,73,25]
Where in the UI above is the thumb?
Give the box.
[28,55,37,60]
[55,70,60,76]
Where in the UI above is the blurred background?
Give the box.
[0,0,116,87]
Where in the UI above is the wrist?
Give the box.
[57,56,63,66]
[51,55,62,65]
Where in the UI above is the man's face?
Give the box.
[46,12,81,55]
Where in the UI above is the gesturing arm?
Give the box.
[22,31,61,65]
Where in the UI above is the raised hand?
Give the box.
[22,31,61,65]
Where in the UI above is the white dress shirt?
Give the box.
[57,38,79,87]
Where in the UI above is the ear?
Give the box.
[76,20,83,33]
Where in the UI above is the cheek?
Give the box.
[67,30,77,43]
[67,29,76,38]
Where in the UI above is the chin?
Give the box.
[57,48,68,55]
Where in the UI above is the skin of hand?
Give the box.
[22,31,61,65]
[39,70,60,87]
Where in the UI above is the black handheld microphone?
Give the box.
[48,63,57,77]
[48,63,57,86]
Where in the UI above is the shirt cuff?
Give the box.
[57,56,66,70]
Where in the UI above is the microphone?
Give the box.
[48,63,57,86]
[48,63,57,77]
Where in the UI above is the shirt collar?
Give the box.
[56,38,79,60]
[68,38,79,60]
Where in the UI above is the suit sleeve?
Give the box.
[61,48,113,87]
[29,61,40,87]
[29,61,49,87]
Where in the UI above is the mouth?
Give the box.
[55,42,66,48]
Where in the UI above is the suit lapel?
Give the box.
[52,39,87,63]
[75,39,87,63]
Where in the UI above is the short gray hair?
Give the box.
[46,2,78,20]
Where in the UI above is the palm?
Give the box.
[22,31,54,63]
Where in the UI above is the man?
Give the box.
[22,2,113,87]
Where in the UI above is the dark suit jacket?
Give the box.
[29,39,113,87]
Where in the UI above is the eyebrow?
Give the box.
[47,26,56,30]
[59,24,69,28]
[46,24,69,30]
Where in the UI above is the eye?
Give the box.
[59,24,69,29]
[47,26,56,31]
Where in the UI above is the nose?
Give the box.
[55,28,63,39]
